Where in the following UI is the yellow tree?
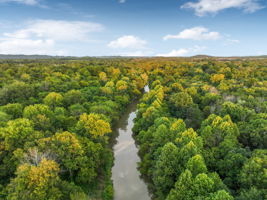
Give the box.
[116,80,128,91]
[7,159,62,200]
[99,72,108,82]
[38,132,84,174]
[76,113,111,138]
[111,68,121,80]
[101,81,115,96]
[43,92,63,109]
[211,74,225,84]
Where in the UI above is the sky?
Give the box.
[0,0,266,57]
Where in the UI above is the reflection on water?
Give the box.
[111,98,150,200]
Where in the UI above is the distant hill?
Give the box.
[190,55,214,58]
[0,54,76,60]
[190,55,267,61]
[0,54,131,60]
[0,54,266,60]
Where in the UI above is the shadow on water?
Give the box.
[111,96,151,200]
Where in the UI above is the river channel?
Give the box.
[111,86,150,200]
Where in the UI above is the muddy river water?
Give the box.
[111,86,150,200]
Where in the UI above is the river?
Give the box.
[111,85,150,200]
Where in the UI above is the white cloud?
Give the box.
[117,49,154,57]
[120,51,149,57]
[0,38,65,55]
[227,39,240,43]
[156,45,206,57]
[118,0,126,3]
[0,19,104,55]
[164,26,220,41]
[156,49,189,57]
[4,20,104,41]
[191,45,207,52]
[223,39,240,46]
[108,35,147,49]
[0,0,39,5]
[182,0,264,16]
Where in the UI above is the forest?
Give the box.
[0,57,266,200]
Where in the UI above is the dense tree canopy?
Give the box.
[133,57,267,200]
[0,58,147,200]
[0,57,266,199]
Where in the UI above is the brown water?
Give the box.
[111,86,150,200]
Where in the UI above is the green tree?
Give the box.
[236,187,266,200]
[169,92,202,128]
[0,81,34,105]
[169,92,193,109]
[167,170,233,200]
[0,111,10,126]
[186,154,208,177]
[239,149,267,189]
[64,90,84,107]
[217,147,249,189]
[166,169,194,200]
[220,101,253,122]
[199,114,239,149]
[207,190,234,200]
[0,103,23,119]
[23,104,53,131]
[153,142,179,198]
[0,118,41,151]
[69,104,86,119]
[238,114,267,149]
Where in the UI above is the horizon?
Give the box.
[1,54,267,58]
[0,0,266,57]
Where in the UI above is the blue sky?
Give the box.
[0,0,266,56]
